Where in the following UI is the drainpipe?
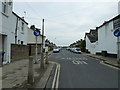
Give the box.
[15,18,18,44]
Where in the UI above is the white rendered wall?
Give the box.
[85,36,91,53]
[118,1,120,15]
[98,21,117,54]
[1,2,28,63]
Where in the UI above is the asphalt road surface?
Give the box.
[48,49,119,88]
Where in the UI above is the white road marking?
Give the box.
[72,60,88,65]
[75,58,78,60]
[82,61,87,64]
[72,58,75,59]
[83,57,88,60]
[78,61,83,64]
[51,62,61,89]
[52,64,58,88]
[72,61,79,64]
[56,64,60,89]
[100,61,120,70]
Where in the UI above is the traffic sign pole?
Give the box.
[118,36,120,64]
[35,36,38,64]
[113,28,120,64]
[33,29,41,64]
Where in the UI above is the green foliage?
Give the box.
[80,40,86,52]
[70,39,86,52]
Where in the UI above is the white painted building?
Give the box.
[97,20,117,56]
[27,27,47,52]
[85,29,98,54]
[0,0,28,64]
[85,15,120,58]
[27,28,42,45]
[118,1,120,15]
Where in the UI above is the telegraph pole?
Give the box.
[40,19,45,69]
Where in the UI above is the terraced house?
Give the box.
[0,0,28,64]
[85,14,120,58]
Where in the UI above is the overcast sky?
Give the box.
[13,0,119,46]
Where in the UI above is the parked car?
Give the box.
[70,48,81,54]
[53,48,60,53]
[74,48,81,54]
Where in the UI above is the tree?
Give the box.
[80,40,86,52]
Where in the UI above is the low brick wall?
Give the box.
[11,44,42,62]
[11,44,29,61]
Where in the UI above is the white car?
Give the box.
[70,48,81,54]
[53,48,60,53]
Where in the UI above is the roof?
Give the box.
[12,12,28,25]
[85,30,98,43]
[98,14,120,29]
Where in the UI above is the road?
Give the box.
[48,49,119,88]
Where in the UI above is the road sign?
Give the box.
[113,29,120,37]
[34,29,41,36]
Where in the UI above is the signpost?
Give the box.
[113,29,120,37]
[113,28,120,64]
[34,29,41,63]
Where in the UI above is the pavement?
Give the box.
[1,51,56,89]
[1,50,119,89]
[81,52,120,69]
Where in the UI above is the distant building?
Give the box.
[0,1,28,64]
[27,27,46,53]
[85,29,98,54]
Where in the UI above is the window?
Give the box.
[21,22,24,34]
[21,41,23,44]
[113,17,120,29]
[2,2,8,14]
[18,40,20,44]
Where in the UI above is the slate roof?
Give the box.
[85,29,98,43]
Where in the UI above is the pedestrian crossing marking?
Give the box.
[78,61,83,64]
[82,61,87,64]
[61,57,88,61]
[72,61,79,64]
[72,60,87,65]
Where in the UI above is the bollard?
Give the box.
[27,56,34,85]
[45,52,48,64]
